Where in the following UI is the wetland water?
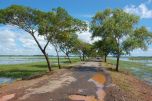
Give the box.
[0,56,67,84]
[109,57,152,85]
[0,56,46,64]
[0,56,152,85]
[0,56,45,84]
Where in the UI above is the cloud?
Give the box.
[77,22,100,44]
[0,25,56,55]
[131,47,152,56]
[1,24,151,56]
[0,24,95,55]
[77,30,92,43]
[124,3,152,19]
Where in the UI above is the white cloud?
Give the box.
[0,25,95,55]
[0,30,16,46]
[0,25,56,55]
[77,30,92,43]
[77,22,100,44]
[131,47,152,56]
[124,3,152,19]
[1,24,151,56]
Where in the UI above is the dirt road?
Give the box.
[0,61,112,101]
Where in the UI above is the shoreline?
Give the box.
[107,59,152,85]
[101,62,152,101]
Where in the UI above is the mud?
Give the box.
[0,93,15,101]
[0,61,112,101]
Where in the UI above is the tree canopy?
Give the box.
[0,5,87,71]
[91,8,152,71]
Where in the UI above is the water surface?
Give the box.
[0,77,15,84]
[109,57,152,85]
[0,56,46,65]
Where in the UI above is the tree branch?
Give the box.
[44,40,50,51]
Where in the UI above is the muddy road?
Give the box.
[0,61,112,101]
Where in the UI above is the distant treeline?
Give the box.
[0,55,79,57]
[129,57,152,60]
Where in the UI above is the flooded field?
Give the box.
[0,77,15,84]
[0,56,46,65]
[0,56,78,84]
[109,57,152,85]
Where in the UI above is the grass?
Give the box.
[0,57,80,78]
[101,62,142,99]
[106,59,152,84]
[102,61,152,100]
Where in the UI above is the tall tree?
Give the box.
[59,33,78,63]
[93,37,115,62]
[73,40,91,61]
[91,8,152,71]
[39,7,87,68]
[0,5,52,71]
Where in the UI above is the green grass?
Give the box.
[0,57,80,78]
[107,59,152,80]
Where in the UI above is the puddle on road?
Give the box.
[69,73,106,101]
[0,93,16,101]
[69,95,97,101]
[89,73,106,86]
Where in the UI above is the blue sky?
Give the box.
[0,0,152,56]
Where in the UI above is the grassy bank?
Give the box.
[106,59,152,84]
[102,61,152,101]
[0,57,80,78]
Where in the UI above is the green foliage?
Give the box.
[0,5,87,70]
[91,8,152,70]
[93,37,116,57]
[59,33,78,55]
[73,40,92,60]
[91,8,140,54]
[0,5,41,33]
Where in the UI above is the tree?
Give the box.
[39,7,87,68]
[0,5,52,71]
[73,40,91,61]
[122,26,152,54]
[93,37,115,62]
[59,33,78,63]
[91,8,152,71]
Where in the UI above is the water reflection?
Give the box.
[109,57,152,85]
[0,56,46,64]
[0,77,15,84]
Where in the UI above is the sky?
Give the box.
[0,0,152,56]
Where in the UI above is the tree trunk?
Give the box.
[116,54,120,72]
[116,38,120,72]
[104,54,107,62]
[43,51,52,71]
[55,47,61,69]
[79,56,82,61]
[66,53,71,63]
[31,34,51,71]
[82,53,85,61]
